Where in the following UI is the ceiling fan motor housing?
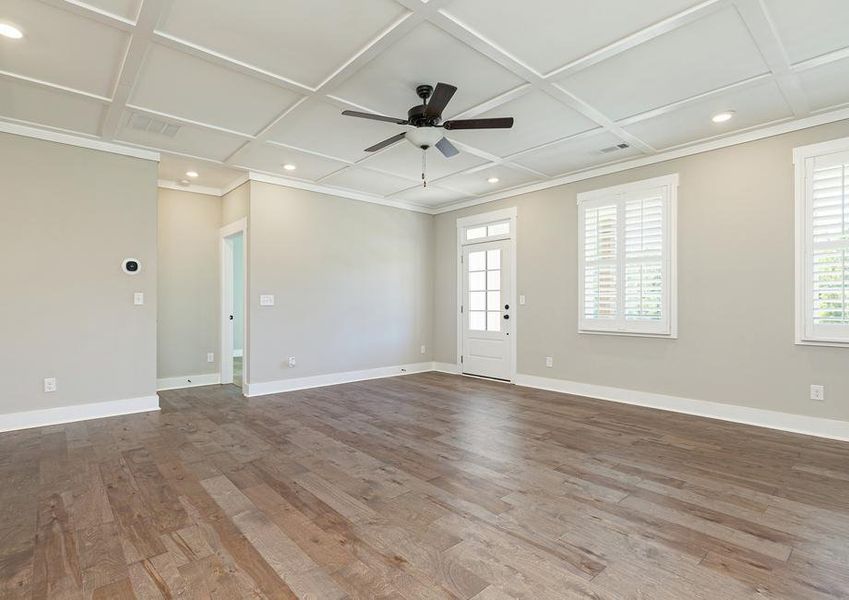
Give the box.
[407,104,441,128]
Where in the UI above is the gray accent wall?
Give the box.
[157,188,220,380]
[434,121,849,422]
[0,133,158,414]
[247,181,434,384]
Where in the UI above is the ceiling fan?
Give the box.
[341,82,514,162]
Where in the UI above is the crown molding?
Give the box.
[430,106,849,214]
[245,171,433,214]
[157,179,224,197]
[0,119,160,162]
[221,174,251,196]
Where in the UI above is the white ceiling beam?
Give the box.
[614,73,773,126]
[124,104,255,139]
[0,69,111,103]
[427,10,656,154]
[543,0,730,80]
[150,32,314,95]
[36,0,135,30]
[224,6,426,174]
[733,0,810,117]
[792,45,849,73]
[100,0,172,139]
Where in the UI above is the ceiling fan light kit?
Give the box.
[342,82,514,187]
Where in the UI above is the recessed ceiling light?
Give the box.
[712,111,735,124]
[487,177,500,184]
[283,164,297,171]
[186,170,199,178]
[0,23,23,39]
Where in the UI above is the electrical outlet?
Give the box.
[810,385,825,401]
[420,345,426,354]
[287,357,296,368]
[207,352,215,363]
[545,356,553,368]
[260,294,275,306]
[44,377,57,393]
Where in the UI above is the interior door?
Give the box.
[462,239,512,380]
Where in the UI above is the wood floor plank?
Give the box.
[2,372,849,598]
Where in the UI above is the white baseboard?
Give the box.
[244,362,434,397]
[233,349,243,358]
[514,373,849,442]
[432,361,461,374]
[157,373,221,391]
[0,395,160,433]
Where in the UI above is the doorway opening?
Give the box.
[220,219,246,388]
[457,207,517,382]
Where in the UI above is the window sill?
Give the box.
[579,329,678,340]
[795,339,849,349]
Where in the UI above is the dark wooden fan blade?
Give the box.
[342,110,408,125]
[435,137,459,158]
[365,132,406,152]
[443,117,514,130]
[425,83,458,118]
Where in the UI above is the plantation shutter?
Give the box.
[625,194,664,323]
[582,202,618,323]
[806,151,849,341]
[578,176,676,336]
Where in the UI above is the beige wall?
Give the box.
[222,181,249,226]
[434,121,849,421]
[157,188,220,379]
[0,133,158,414]
[248,181,433,383]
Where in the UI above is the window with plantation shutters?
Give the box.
[578,175,678,337]
[795,139,849,346]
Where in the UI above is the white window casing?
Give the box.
[795,137,849,347]
[578,174,678,338]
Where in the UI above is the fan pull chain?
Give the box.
[422,148,427,188]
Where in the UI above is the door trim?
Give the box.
[456,207,517,382]
[220,218,247,388]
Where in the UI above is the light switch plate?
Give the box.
[260,294,275,306]
[134,292,144,305]
[207,352,215,363]
[519,295,526,305]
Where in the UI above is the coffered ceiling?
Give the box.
[2,0,849,212]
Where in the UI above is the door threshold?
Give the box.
[461,372,513,383]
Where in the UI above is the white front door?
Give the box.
[462,239,513,380]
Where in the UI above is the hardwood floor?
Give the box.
[2,372,849,599]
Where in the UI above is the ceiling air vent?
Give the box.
[599,142,630,154]
[128,112,180,138]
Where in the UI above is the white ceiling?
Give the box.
[1,0,849,212]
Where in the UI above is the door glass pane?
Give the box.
[469,272,486,291]
[469,311,486,331]
[487,311,501,332]
[468,251,486,271]
[488,222,509,236]
[466,226,487,241]
[487,270,501,291]
[469,291,486,311]
[487,249,501,270]
[487,291,501,311]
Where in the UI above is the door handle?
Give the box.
[503,314,510,320]
[229,315,234,321]
[504,304,510,310]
